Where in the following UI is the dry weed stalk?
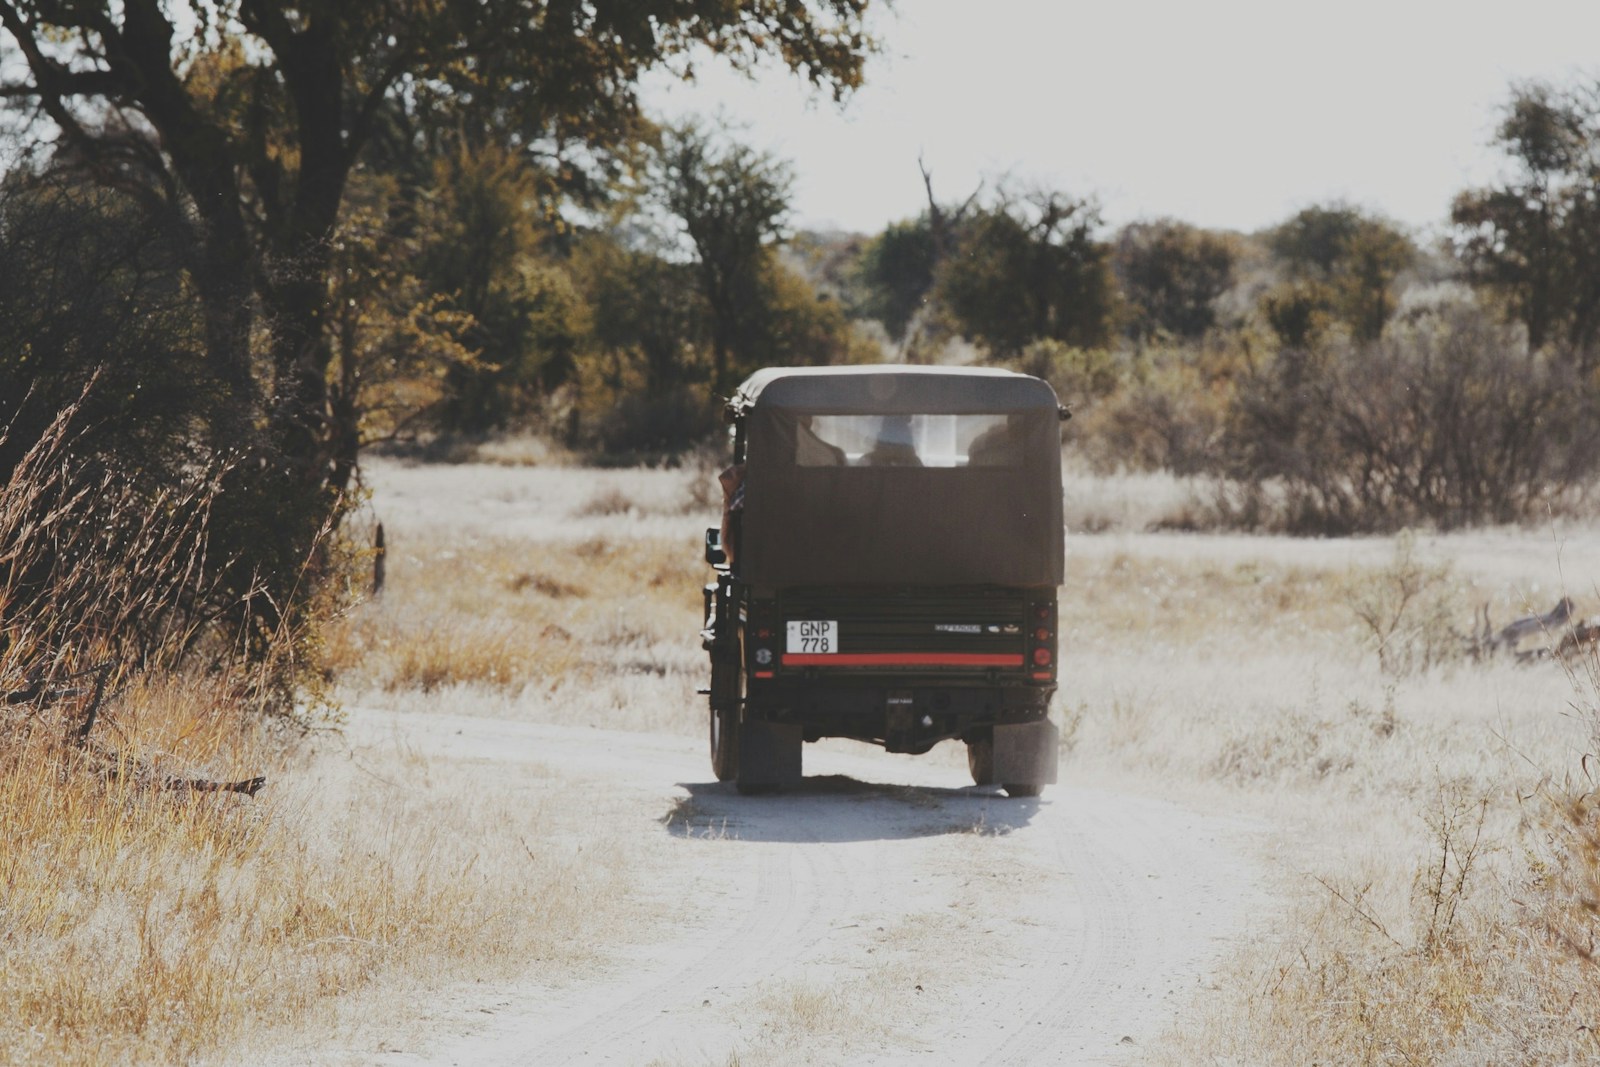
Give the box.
[1,394,228,692]
[1343,530,1463,676]
[1540,640,1600,967]
[0,392,276,783]
[1,426,670,1061]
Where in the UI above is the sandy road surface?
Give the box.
[317,705,1268,1067]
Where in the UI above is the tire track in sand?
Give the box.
[327,712,1265,1067]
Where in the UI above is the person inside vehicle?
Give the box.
[966,413,1027,467]
[862,414,922,467]
[794,414,846,466]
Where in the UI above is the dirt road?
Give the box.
[326,705,1268,1067]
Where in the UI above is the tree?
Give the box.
[417,143,585,432]
[1335,222,1417,343]
[857,216,938,344]
[1113,219,1238,342]
[937,189,1118,357]
[0,0,875,626]
[1269,204,1368,277]
[0,169,214,484]
[1451,80,1600,357]
[322,169,478,457]
[760,258,880,369]
[574,233,706,396]
[1263,203,1415,344]
[654,122,794,394]
[852,163,981,360]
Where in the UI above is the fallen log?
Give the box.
[6,657,266,799]
[86,741,269,798]
[167,774,268,797]
[1475,597,1575,659]
[1556,618,1600,661]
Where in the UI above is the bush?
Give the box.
[1,167,349,703]
[1054,338,1247,476]
[587,386,716,458]
[1342,532,1465,676]
[1222,306,1600,532]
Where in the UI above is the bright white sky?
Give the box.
[642,0,1600,239]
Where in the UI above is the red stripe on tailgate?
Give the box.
[782,652,1025,667]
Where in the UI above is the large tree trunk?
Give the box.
[262,22,350,492]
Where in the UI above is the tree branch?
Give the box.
[0,1,105,149]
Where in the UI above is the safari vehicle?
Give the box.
[701,365,1066,796]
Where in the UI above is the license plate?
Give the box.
[786,620,838,655]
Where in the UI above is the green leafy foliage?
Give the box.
[654,121,795,394]
[1113,219,1239,342]
[1263,204,1415,344]
[937,191,1118,356]
[0,0,876,667]
[1451,81,1600,357]
[855,216,938,344]
[0,172,217,483]
[404,144,589,432]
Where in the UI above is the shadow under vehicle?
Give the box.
[701,365,1068,796]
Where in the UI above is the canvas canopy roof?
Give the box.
[728,364,1062,417]
[732,366,1065,589]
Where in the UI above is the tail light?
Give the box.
[749,602,777,678]
[1029,601,1056,681]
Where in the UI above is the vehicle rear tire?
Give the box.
[1002,783,1043,798]
[709,626,743,783]
[710,702,739,782]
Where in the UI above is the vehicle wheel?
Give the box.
[966,734,994,786]
[709,629,743,782]
[1002,783,1043,798]
[710,701,740,782]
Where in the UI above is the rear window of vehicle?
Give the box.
[795,413,1024,468]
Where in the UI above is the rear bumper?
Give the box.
[746,677,1054,754]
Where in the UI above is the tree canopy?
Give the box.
[937,190,1118,356]
[1113,219,1238,342]
[0,0,877,646]
[856,216,938,345]
[1451,80,1600,358]
[0,0,872,472]
[654,122,794,395]
[1261,203,1415,345]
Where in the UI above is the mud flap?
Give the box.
[736,718,803,793]
[990,719,1059,787]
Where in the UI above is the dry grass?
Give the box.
[312,462,1600,1066]
[0,678,276,1065]
[341,459,1600,1067]
[326,514,707,736]
[1061,460,1215,534]
[0,666,643,1065]
[0,434,677,1063]
[1056,528,1600,1064]
[23,444,1600,1063]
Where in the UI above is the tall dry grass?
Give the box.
[22,444,1592,1063]
[1078,529,1600,1065]
[1,670,636,1064]
[325,461,1600,1066]
[325,466,712,738]
[0,424,649,1062]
